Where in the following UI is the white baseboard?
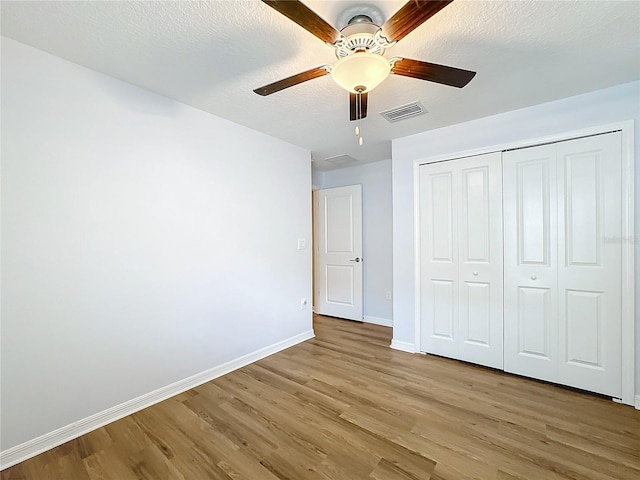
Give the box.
[0,329,315,471]
[635,395,640,410]
[390,339,415,353]
[363,315,392,327]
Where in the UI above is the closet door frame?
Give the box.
[413,120,635,406]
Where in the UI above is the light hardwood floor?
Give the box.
[2,314,639,479]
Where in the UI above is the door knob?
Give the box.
[473,271,479,276]
[531,275,537,280]
[349,257,361,263]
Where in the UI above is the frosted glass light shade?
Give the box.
[331,52,391,93]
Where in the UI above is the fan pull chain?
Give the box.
[355,92,363,146]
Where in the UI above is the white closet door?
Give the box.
[556,133,622,397]
[459,157,504,368]
[504,132,622,398]
[420,152,503,369]
[503,145,559,381]
[419,162,459,359]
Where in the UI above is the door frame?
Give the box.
[413,120,635,406]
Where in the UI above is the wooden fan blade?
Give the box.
[349,92,368,121]
[261,0,341,44]
[382,0,453,43]
[254,67,330,96]
[391,58,476,88]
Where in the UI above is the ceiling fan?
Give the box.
[254,0,476,125]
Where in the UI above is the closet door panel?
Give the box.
[518,160,552,265]
[431,172,455,262]
[517,286,552,358]
[419,164,459,358]
[557,133,622,397]
[431,280,455,339]
[461,281,491,345]
[461,166,490,262]
[565,290,602,365]
[504,145,559,382]
[458,154,503,368]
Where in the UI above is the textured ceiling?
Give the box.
[2,0,639,171]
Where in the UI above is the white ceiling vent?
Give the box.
[324,154,358,166]
[379,101,427,123]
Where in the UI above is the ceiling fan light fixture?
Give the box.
[330,52,390,93]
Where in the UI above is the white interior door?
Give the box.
[315,185,363,321]
[419,152,503,369]
[504,132,622,397]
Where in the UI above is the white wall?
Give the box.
[311,169,324,189]
[316,160,393,324]
[0,37,313,452]
[392,80,640,395]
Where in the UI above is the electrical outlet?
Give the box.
[300,298,308,310]
[385,291,392,300]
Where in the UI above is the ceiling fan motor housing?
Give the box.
[334,21,393,58]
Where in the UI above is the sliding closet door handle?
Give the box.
[349,257,362,263]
